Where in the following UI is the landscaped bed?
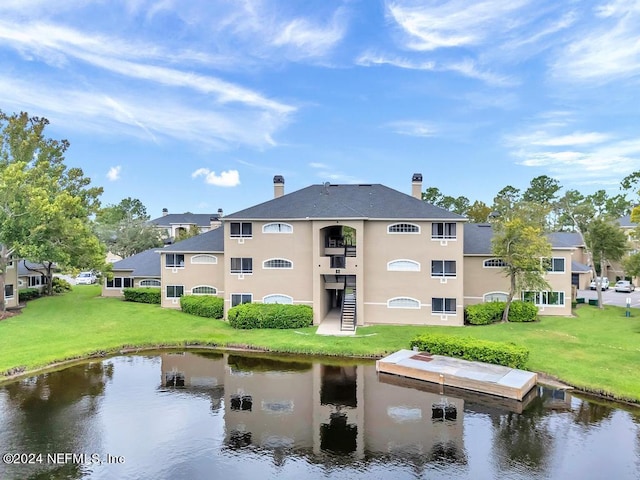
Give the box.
[0,286,638,403]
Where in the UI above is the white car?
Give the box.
[614,280,635,293]
[589,277,610,290]
[75,271,97,285]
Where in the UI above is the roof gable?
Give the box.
[224,183,465,220]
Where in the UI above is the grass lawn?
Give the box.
[1,286,639,402]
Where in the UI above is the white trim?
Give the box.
[263,294,293,304]
[139,279,161,287]
[262,222,293,234]
[483,291,509,302]
[387,297,421,309]
[387,259,421,272]
[230,293,253,307]
[387,223,421,234]
[483,258,507,268]
[262,258,293,269]
[191,254,218,265]
[191,285,218,295]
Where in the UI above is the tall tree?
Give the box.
[466,200,492,223]
[491,185,522,218]
[584,219,627,309]
[491,217,552,322]
[0,111,104,301]
[94,197,162,258]
[421,186,470,215]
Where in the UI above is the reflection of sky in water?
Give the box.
[0,352,638,480]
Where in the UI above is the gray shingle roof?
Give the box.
[464,224,583,255]
[571,260,591,273]
[618,214,635,228]
[112,248,161,277]
[224,184,465,220]
[17,260,52,276]
[149,213,219,227]
[161,227,224,253]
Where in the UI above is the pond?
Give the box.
[0,351,638,480]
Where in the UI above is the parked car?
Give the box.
[589,277,610,290]
[75,271,97,285]
[614,280,635,293]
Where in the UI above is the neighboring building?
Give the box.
[158,228,225,309]
[102,248,161,298]
[149,209,223,244]
[4,258,18,309]
[17,260,50,292]
[463,225,585,315]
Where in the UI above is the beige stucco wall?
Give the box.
[464,249,573,316]
[223,220,314,313]
[161,252,225,308]
[4,260,19,309]
[362,220,465,326]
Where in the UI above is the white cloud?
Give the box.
[387,120,437,138]
[107,166,121,181]
[309,162,330,169]
[552,2,640,83]
[506,117,640,184]
[386,0,532,51]
[192,168,240,187]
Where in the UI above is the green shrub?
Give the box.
[410,333,529,369]
[18,288,41,302]
[507,300,538,322]
[180,295,224,319]
[52,277,72,294]
[228,303,313,329]
[123,288,161,304]
[465,301,505,325]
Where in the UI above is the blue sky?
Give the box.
[1,0,640,218]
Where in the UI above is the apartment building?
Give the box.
[107,173,580,325]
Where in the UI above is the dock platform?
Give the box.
[376,349,537,401]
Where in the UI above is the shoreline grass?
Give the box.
[1,286,639,403]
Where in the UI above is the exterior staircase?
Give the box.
[341,287,356,331]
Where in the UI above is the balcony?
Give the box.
[318,256,357,275]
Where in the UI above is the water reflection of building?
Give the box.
[160,351,467,468]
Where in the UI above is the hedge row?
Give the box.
[180,295,224,319]
[465,300,538,325]
[227,303,313,329]
[123,288,161,304]
[19,288,41,302]
[410,333,529,369]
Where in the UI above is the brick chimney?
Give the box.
[162,208,168,216]
[274,175,285,198]
[411,173,423,200]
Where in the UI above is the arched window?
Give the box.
[140,279,161,287]
[191,255,218,264]
[484,292,508,302]
[263,258,293,269]
[192,286,217,295]
[483,258,508,268]
[387,259,420,271]
[262,223,293,233]
[388,223,420,234]
[263,294,293,304]
[387,297,420,309]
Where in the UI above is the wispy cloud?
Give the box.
[309,162,330,169]
[386,0,533,51]
[107,166,121,181]
[386,120,437,138]
[551,2,640,83]
[192,168,241,187]
[506,116,640,184]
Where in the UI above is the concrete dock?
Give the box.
[376,349,537,401]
